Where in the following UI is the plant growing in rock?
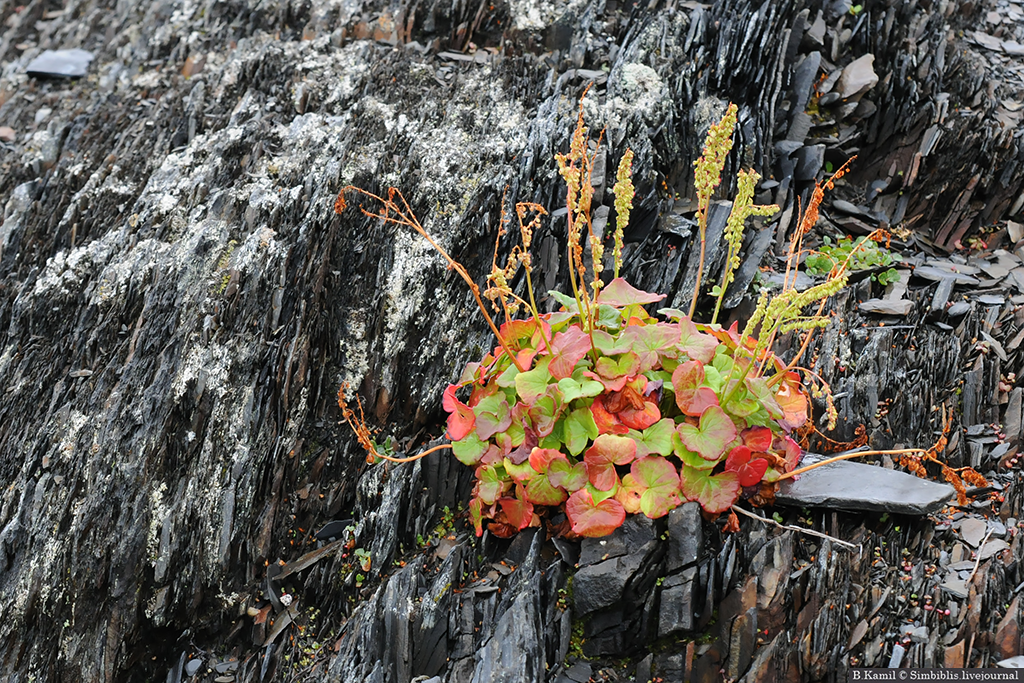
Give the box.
[335,100,950,538]
[805,234,901,285]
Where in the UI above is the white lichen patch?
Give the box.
[507,0,588,30]
[146,481,169,569]
[594,62,670,131]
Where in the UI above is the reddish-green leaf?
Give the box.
[528,386,562,438]
[565,488,627,537]
[443,384,476,440]
[474,393,512,440]
[548,457,588,491]
[678,405,737,461]
[525,474,567,506]
[507,422,538,464]
[452,432,488,465]
[620,323,680,371]
[584,434,637,491]
[678,318,720,364]
[504,457,537,483]
[745,377,785,420]
[469,496,485,537]
[549,326,593,380]
[596,278,666,307]
[672,361,720,417]
[672,430,718,470]
[616,473,643,514]
[631,456,681,518]
[679,466,741,514]
[557,376,604,403]
[475,464,508,505]
[618,400,661,430]
[592,329,632,355]
[499,485,534,530]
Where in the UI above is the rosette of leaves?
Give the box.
[443,277,809,538]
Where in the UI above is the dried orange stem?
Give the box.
[374,443,452,463]
[776,448,927,481]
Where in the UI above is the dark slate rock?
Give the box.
[775,455,955,514]
[795,144,825,181]
[912,265,980,286]
[469,534,545,683]
[579,514,656,566]
[859,299,913,316]
[184,657,202,677]
[790,52,821,114]
[819,91,842,106]
[774,140,803,157]
[313,519,353,541]
[564,661,592,682]
[727,607,758,679]
[25,49,93,78]
[573,551,645,616]
[947,301,972,317]
[931,277,955,313]
[667,503,703,571]
[658,567,698,636]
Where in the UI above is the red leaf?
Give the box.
[595,278,666,307]
[565,489,626,537]
[724,445,752,470]
[499,485,534,530]
[738,457,768,487]
[617,401,661,430]
[741,426,773,452]
[723,445,769,487]
[672,361,720,417]
[590,396,629,435]
[548,326,593,380]
[529,447,563,474]
[442,384,476,441]
[584,434,637,490]
[775,434,802,471]
[775,375,808,431]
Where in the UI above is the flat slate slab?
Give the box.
[775,455,956,515]
[26,49,93,78]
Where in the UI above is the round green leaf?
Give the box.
[678,405,738,461]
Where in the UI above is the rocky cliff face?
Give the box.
[0,0,1021,682]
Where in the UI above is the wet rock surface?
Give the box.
[0,1,1022,682]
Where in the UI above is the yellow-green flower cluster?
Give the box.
[712,169,779,323]
[693,103,738,208]
[611,150,634,279]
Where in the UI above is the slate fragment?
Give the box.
[25,49,94,78]
[775,455,955,514]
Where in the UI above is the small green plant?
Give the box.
[804,235,901,285]
[336,97,947,539]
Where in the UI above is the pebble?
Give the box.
[0,126,15,142]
